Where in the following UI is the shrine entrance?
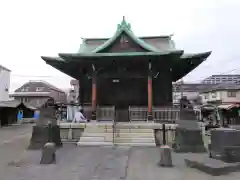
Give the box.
[97,77,147,122]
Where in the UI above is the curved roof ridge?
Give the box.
[92,17,159,53]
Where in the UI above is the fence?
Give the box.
[153,107,179,123]
[84,106,180,122]
[96,106,115,121]
[129,107,148,121]
[129,106,180,122]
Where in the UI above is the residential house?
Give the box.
[0,64,11,101]
[0,100,36,126]
[172,83,213,104]
[11,80,67,108]
[200,83,240,105]
[202,74,240,84]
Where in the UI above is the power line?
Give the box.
[11,63,240,83]
[183,67,240,83]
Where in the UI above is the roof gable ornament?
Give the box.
[91,16,161,52]
[117,16,132,31]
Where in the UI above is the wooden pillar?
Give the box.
[148,62,153,121]
[91,66,97,120]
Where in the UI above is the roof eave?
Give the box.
[41,56,65,63]
[59,51,183,60]
[181,51,212,59]
[172,51,212,81]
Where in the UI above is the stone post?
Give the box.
[159,145,173,167]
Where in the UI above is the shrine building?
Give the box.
[41,17,211,122]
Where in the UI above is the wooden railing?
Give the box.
[96,106,115,121]
[153,107,179,123]
[129,107,148,121]
[84,106,179,122]
[129,106,180,123]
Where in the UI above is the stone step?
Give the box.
[115,132,154,138]
[77,141,114,146]
[115,123,177,129]
[83,127,113,133]
[116,129,154,133]
[115,142,156,147]
[82,132,114,137]
[79,136,113,142]
[115,137,155,143]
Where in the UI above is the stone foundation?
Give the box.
[185,155,240,176]
[28,125,62,150]
[173,127,206,153]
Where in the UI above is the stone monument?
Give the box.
[40,122,57,164]
[209,128,240,163]
[173,97,206,153]
[28,106,62,149]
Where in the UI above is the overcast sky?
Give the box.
[0,0,239,92]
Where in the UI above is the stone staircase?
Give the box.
[114,124,155,146]
[77,123,114,146]
[77,122,156,147]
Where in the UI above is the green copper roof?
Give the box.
[92,17,159,53]
[59,50,184,61]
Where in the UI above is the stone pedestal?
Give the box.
[154,129,161,146]
[173,107,206,153]
[159,145,173,167]
[173,127,206,153]
[40,142,56,164]
[209,128,240,162]
[28,125,62,150]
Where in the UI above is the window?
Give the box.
[211,92,217,98]
[204,95,208,99]
[227,91,237,97]
[21,87,29,92]
[36,87,44,92]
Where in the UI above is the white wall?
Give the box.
[172,91,199,103]
[0,67,10,101]
[220,91,240,103]
[201,90,240,104]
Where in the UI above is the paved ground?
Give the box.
[1,144,240,180]
[1,124,240,180]
[0,124,33,170]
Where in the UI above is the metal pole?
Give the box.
[162,123,166,145]
[48,121,53,142]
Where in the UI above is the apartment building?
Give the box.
[0,64,11,101]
